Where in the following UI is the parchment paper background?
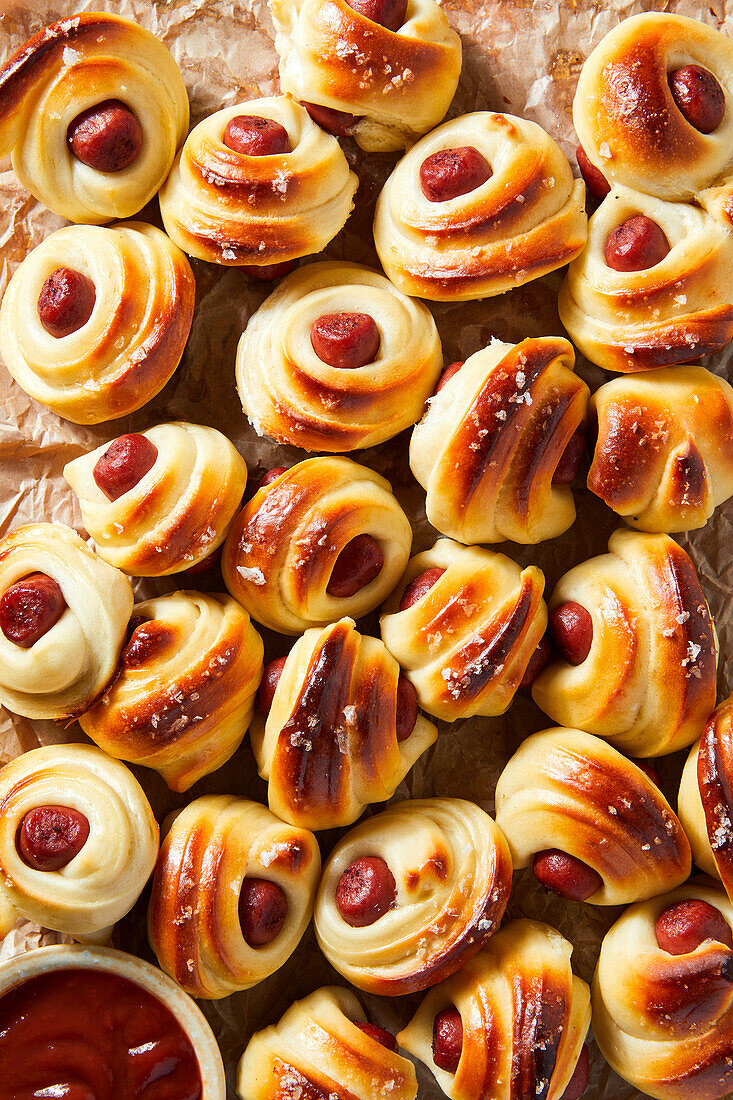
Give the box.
[1,1,732,1097]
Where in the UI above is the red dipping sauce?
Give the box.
[0,968,203,1100]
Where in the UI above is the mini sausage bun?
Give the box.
[63,422,247,576]
[532,529,718,758]
[251,618,437,831]
[159,96,357,267]
[223,457,412,634]
[495,728,691,906]
[237,985,417,1100]
[236,261,443,452]
[679,696,733,903]
[373,111,587,302]
[592,881,733,1100]
[397,919,590,1100]
[380,539,547,722]
[148,795,321,999]
[79,592,264,793]
[0,222,195,425]
[574,13,733,204]
[410,337,589,544]
[0,523,133,720]
[314,798,512,996]
[559,186,733,373]
[271,0,462,152]
[589,366,733,532]
[0,13,188,223]
[0,744,158,937]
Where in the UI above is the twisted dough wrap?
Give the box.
[374,112,587,301]
[573,12,733,203]
[589,366,733,533]
[314,798,512,995]
[592,882,733,1100]
[495,728,691,905]
[251,617,437,830]
[410,337,589,544]
[148,795,321,999]
[531,529,718,757]
[0,744,158,936]
[79,592,264,793]
[236,261,443,451]
[0,523,132,720]
[397,919,590,1100]
[0,222,195,425]
[0,13,188,223]
[159,96,357,266]
[237,985,418,1100]
[63,422,247,576]
[679,696,733,902]
[380,539,547,722]
[271,0,462,152]
[223,457,412,634]
[558,187,733,373]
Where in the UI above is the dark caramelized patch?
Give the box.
[668,441,707,511]
[122,620,176,668]
[511,970,568,1100]
[698,699,733,899]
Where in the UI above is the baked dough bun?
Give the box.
[558,186,733,373]
[531,529,718,757]
[589,366,733,532]
[0,523,133,720]
[159,96,358,266]
[410,337,589,544]
[79,592,264,793]
[0,13,188,223]
[223,457,412,634]
[0,743,158,936]
[148,795,321,999]
[374,112,587,301]
[270,0,462,152]
[495,727,691,905]
[592,881,733,1100]
[251,617,436,830]
[679,696,733,902]
[63,422,247,576]
[380,538,547,722]
[397,919,590,1100]
[314,798,512,995]
[236,261,443,451]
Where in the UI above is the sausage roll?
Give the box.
[373,112,587,301]
[589,366,733,533]
[397,919,591,1100]
[531,529,718,757]
[558,186,733,373]
[79,592,264,793]
[0,523,133,720]
[592,881,733,1100]
[148,795,321,999]
[0,13,188,224]
[237,985,418,1100]
[574,12,733,204]
[0,222,195,425]
[270,0,462,153]
[63,422,246,576]
[159,96,358,267]
[236,261,443,452]
[410,337,589,544]
[0,743,158,937]
[679,696,733,902]
[251,617,437,830]
[495,727,691,906]
[380,539,547,722]
[314,798,512,995]
[222,457,412,634]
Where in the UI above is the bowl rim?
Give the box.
[0,942,226,1100]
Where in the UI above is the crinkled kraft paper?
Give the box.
[1,1,732,1097]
